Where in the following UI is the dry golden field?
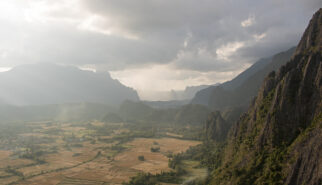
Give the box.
[0,121,201,185]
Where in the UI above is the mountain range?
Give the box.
[0,63,139,106]
[192,47,296,111]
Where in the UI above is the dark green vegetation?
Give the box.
[123,171,182,185]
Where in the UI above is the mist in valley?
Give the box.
[0,1,321,185]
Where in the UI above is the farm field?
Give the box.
[0,121,203,185]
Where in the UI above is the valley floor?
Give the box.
[0,121,205,185]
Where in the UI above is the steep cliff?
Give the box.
[204,111,229,142]
[209,9,322,185]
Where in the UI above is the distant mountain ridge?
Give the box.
[169,84,216,100]
[146,84,216,102]
[0,63,139,106]
[191,47,296,110]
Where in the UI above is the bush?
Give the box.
[72,153,81,157]
[123,173,158,185]
[168,154,183,169]
[123,171,182,185]
[175,166,187,176]
[138,155,145,161]
[150,147,160,153]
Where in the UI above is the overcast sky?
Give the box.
[0,0,320,100]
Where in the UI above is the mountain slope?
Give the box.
[191,47,295,110]
[0,63,139,106]
[209,9,322,185]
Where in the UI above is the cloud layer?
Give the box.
[0,0,320,99]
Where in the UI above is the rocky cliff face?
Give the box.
[204,107,246,142]
[209,9,321,185]
[204,111,229,142]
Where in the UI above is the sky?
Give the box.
[0,0,320,100]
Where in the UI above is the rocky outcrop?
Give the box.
[204,107,246,142]
[204,111,229,142]
[209,8,322,185]
[284,125,322,185]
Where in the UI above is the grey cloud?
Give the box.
[0,22,180,70]
[79,0,320,72]
[0,0,321,73]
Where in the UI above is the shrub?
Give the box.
[72,153,81,157]
[138,155,145,161]
[150,147,160,152]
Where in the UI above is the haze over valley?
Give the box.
[0,1,321,185]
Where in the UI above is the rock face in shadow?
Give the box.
[209,9,322,185]
[204,107,246,142]
[204,111,229,142]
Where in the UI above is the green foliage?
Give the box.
[168,153,183,169]
[174,165,187,176]
[199,142,224,171]
[258,88,275,120]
